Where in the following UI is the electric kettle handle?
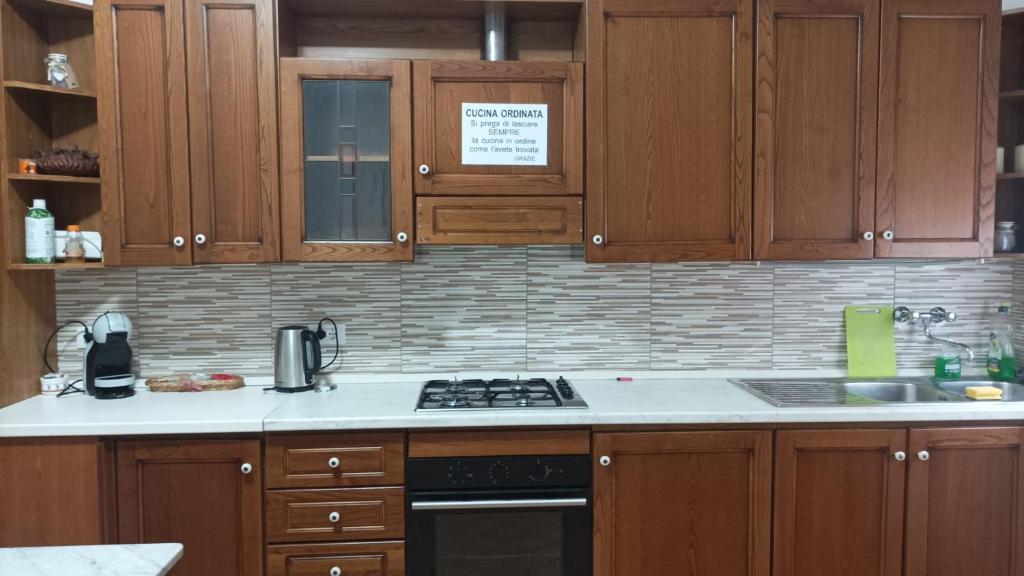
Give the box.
[300,329,322,385]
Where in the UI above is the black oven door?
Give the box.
[407,488,592,576]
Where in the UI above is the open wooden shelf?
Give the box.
[8,261,102,271]
[8,0,92,18]
[8,173,99,185]
[4,80,95,100]
[997,172,1024,180]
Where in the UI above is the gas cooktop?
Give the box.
[415,377,588,410]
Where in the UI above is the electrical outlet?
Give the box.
[322,324,346,346]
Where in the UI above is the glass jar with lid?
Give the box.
[995,221,1018,253]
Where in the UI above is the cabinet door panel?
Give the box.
[877,0,1000,257]
[587,0,752,262]
[116,439,262,576]
[96,0,191,266]
[280,58,413,261]
[593,431,771,576]
[906,427,1024,576]
[754,0,878,259]
[774,429,905,576]
[185,0,279,263]
[413,60,583,196]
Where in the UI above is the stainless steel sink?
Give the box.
[732,377,1021,407]
[842,381,953,403]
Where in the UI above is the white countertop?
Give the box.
[3,374,1024,438]
[0,544,182,576]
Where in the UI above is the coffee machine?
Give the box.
[84,312,136,399]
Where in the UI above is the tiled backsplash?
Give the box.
[55,247,1023,377]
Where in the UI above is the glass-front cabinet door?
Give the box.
[281,59,413,261]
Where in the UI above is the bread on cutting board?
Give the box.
[146,373,245,392]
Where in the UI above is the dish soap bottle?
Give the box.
[24,198,55,264]
[987,303,1016,382]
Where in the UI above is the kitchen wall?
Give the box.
[54,247,1023,377]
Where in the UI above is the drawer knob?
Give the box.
[195,233,207,245]
[240,462,253,474]
[917,450,930,461]
[592,234,604,246]
[599,455,611,467]
[328,511,341,523]
[328,457,341,469]
[396,231,409,243]
[330,568,342,576]
[863,231,874,241]
[894,451,906,461]
[419,164,430,175]
[882,230,895,241]
[172,236,185,248]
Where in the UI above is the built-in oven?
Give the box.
[406,454,592,576]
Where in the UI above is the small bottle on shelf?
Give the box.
[24,199,55,264]
[63,225,85,264]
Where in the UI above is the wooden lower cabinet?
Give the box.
[905,427,1024,576]
[267,541,405,576]
[115,439,262,576]
[0,438,109,546]
[774,429,906,576]
[593,431,771,576]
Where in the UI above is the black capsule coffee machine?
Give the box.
[84,312,136,399]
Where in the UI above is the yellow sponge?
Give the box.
[965,385,1003,400]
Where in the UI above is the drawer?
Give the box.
[266,433,405,489]
[266,488,405,543]
[267,541,405,576]
[416,196,583,244]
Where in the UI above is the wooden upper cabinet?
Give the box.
[876,0,1000,257]
[280,58,413,261]
[116,439,262,576]
[905,427,1024,576]
[96,0,192,266]
[774,429,905,576]
[185,0,279,263]
[754,0,879,260]
[586,0,753,262]
[413,60,583,196]
[593,431,771,576]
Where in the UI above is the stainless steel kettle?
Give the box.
[274,325,323,392]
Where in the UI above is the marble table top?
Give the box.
[0,543,183,576]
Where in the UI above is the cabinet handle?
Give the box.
[917,450,929,461]
[863,231,875,241]
[599,455,611,467]
[330,568,342,576]
[172,236,185,248]
[894,451,906,461]
[419,164,430,175]
[195,233,207,245]
[882,230,895,241]
[396,231,409,243]
[328,511,341,523]
[592,234,604,246]
[240,462,253,475]
[328,456,341,469]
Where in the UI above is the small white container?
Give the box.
[40,373,67,395]
[1013,144,1024,174]
[997,146,1005,174]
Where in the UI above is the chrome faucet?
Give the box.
[894,306,975,361]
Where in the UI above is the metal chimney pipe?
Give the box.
[483,3,507,61]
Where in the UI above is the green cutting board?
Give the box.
[845,305,897,378]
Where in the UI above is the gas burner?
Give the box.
[445,383,468,394]
[440,394,470,408]
[509,383,530,393]
[515,395,535,407]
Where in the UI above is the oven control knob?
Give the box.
[528,460,553,483]
[489,461,512,485]
[447,461,472,486]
